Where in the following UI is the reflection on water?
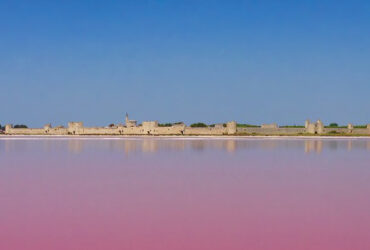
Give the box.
[1,137,370,155]
[1,137,370,250]
[304,140,323,153]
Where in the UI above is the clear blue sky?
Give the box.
[1,0,370,127]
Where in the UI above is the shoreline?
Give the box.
[1,135,370,140]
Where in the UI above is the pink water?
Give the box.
[1,137,370,250]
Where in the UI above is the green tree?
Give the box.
[14,124,28,128]
[237,123,259,128]
[158,123,173,127]
[190,122,208,128]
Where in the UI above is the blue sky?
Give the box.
[1,0,370,127]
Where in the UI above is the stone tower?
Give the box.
[316,120,324,135]
[347,123,354,134]
[305,120,316,134]
[5,124,12,134]
[125,113,129,126]
[125,113,137,127]
[44,123,52,133]
[226,121,237,135]
[68,122,84,135]
[305,120,324,134]
[305,120,310,129]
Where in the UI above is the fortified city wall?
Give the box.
[4,120,236,136]
[3,117,370,136]
[237,127,305,135]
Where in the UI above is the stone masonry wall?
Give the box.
[4,121,370,136]
[183,127,226,135]
[237,127,305,135]
[6,128,45,135]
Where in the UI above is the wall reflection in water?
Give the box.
[1,137,370,155]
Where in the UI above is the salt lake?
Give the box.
[1,137,369,250]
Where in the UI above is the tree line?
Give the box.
[0,124,28,130]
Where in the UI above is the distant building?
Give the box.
[125,113,137,127]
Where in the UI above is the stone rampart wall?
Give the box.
[353,128,370,135]
[6,128,45,135]
[74,126,186,135]
[154,126,185,135]
[82,127,119,135]
[47,128,68,135]
[4,122,370,136]
[324,128,370,135]
[323,128,349,134]
[237,128,305,135]
[183,127,226,135]
[120,127,144,135]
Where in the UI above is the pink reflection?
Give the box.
[0,138,370,250]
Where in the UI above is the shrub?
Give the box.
[158,123,173,127]
[190,122,208,128]
[354,125,367,128]
[14,124,28,128]
[210,123,227,128]
[325,123,347,128]
[237,123,259,128]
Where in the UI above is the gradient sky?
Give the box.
[1,0,370,127]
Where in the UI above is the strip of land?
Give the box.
[2,115,370,136]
